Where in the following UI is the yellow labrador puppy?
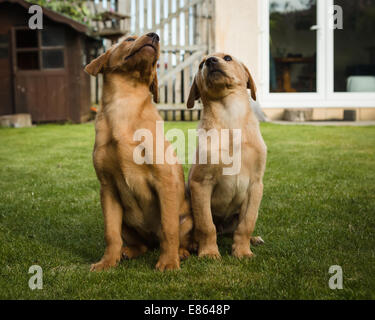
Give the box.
[187,53,266,259]
[85,33,193,271]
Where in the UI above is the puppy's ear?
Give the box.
[85,50,111,76]
[150,72,159,103]
[242,63,257,101]
[187,76,200,109]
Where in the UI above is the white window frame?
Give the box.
[259,0,375,108]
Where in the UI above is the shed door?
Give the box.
[0,32,14,115]
[12,27,68,122]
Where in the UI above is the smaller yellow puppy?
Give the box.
[187,53,267,259]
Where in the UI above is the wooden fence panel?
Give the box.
[88,0,213,120]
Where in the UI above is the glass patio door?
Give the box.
[261,0,326,106]
[262,0,375,107]
[269,0,318,93]
[328,0,375,99]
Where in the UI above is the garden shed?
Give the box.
[0,0,101,123]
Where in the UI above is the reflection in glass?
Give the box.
[334,0,375,92]
[42,50,64,69]
[42,26,65,47]
[270,0,317,93]
[0,34,8,59]
[16,30,38,48]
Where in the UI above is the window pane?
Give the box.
[42,50,64,69]
[270,0,317,93]
[17,51,39,70]
[334,0,375,92]
[0,47,8,59]
[16,30,38,48]
[42,26,65,47]
[0,34,9,59]
[0,34,7,44]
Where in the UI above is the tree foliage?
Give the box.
[26,0,92,25]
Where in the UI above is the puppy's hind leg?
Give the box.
[250,236,265,246]
[121,224,148,260]
[179,213,194,260]
[218,214,264,247]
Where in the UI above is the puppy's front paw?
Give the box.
[155,255,180,272]
[232,245,254,259]
[198,246,221,259]
[90,258,119,272]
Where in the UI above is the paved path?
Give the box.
[271,121,375,127]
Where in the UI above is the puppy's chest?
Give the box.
[211,174,250,216]
[93,140,133,174]
[216,103,247,125]
[95,143,156,231]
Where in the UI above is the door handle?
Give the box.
[310,25,322,40]
[310,25,320,31]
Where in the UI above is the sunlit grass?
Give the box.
[0,122,374,299]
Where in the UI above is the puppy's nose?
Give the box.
[206,57,219,67]
[147,32,160,42]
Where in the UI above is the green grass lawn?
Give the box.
[0,122,374,300]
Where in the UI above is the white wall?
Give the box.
[214,0,260,82]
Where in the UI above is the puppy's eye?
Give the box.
[126,38,136,42]
[199,61,204,70]
[224,55,232,62]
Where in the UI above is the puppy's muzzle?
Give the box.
[206,57,219,68]
[205,57,226,77]
[147,32,160,44]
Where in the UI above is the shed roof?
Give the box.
[0,0,89,34]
